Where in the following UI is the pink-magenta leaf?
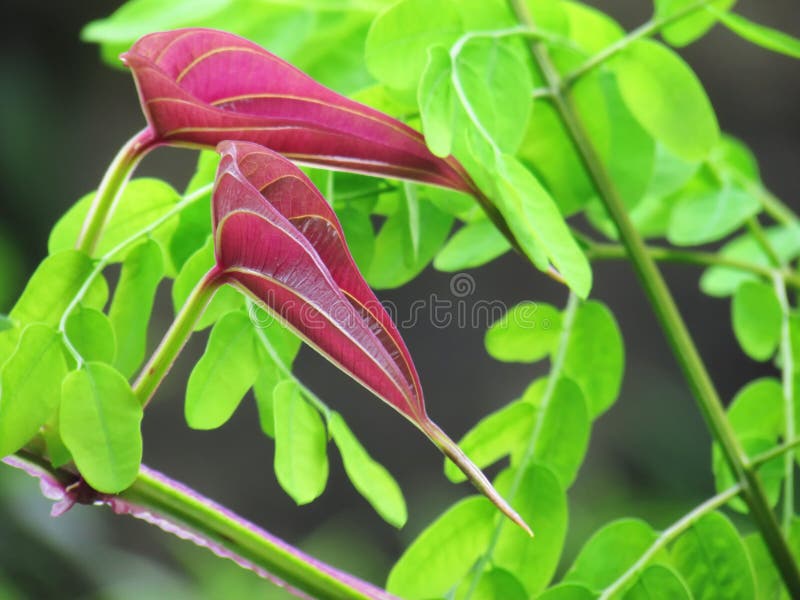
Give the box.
[209,141,530,534]
[121,28,476,194]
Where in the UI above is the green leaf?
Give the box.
[171,151,218,271]
[0,315,12,333]
[656,0,736,47]
[273,380,328,505]
[727,377,784,440]
[672,511,756,600]
[365,0,462,92]
[667,183,760,246]
[0,325,67,457]
[494,155,592,298]
[562,301,625,417]
[367,196,453,289]
[386,496,496,599]
[172,237,245,330]
[624,565,691,600]
[731,281,782,361]
[434,219,511,272]
[8,250,108,330]
[337,206,375,273]
[716,9,800,59]
[613,39,718,161]
[64,306,116,364]
[419,45,460,157]
[49,178,181,260]
[444,400,536,483]
[713,436,782,513]
[537,583,595,600]
[329,412,407,528]
[60,362,143,493]
[516,377,591,489]
[454,567,528,600]
[185,311,261,430]
[712,135,760,183]
[744,519,800,600]
[493,465,568,596]
[485,302,562,363]
[700,225,800,297]
[565,519,667,589]
[646,144,700,200]
[108,239,165,377]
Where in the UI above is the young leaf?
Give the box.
[329,412,407,528]
[564,519,668,589]
[561,301,625,417]
[172,237,245,331]
[624,565,691,600]
[60,362,143,493]
[434,219,511,272]
[516,377,591,489]
[64,306,116,364]
[667,183,760,246]
[655,0,735,47]
[671,511,757,599]
[365,0,462,92]
[386,496,496,599]
[108,238,164,377]
[485,301,562,364]
[185,311,261,430]
[612,39,718,161]
[716,9,800,59]
[454,568,527,600]
[731,280,782,361]
[0,325,67,457]
[122,28,476,194]
[211,141,528,530]
[493,465,568,596]
[49,178,181,259]
[272,380,328,505]
[701,224,800,297]
[444,401,535,483]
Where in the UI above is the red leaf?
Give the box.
[121,28,475,194]
[210,141,530,534]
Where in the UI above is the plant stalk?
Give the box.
[133,268,221,407]
[4,452,393,600]
[507,0,800,593]
[75,128,157,255]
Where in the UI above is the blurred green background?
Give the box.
[0,0,798,598]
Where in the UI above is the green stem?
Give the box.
[775,274,796,533]
[7,451,389,600]
[562,0,715,87]
[463,293,579,600]
[75,128,157,255]
[133,269,221,407]
[586,242,800,290]
[507,0,800,593]
[747,218,782,268]
[600,484,742,599]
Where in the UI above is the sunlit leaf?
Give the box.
[667,183,760,246]
[727,377,784,441]
[454,567,527,600]
[485,301,562,364]
[185,311,261,430]
[60,362,143,493]
[434,219,511,272]
[672,511,756,600]
[272,380,329,505]
[0,325,67,457]
[656,0,736,47]
[386,496,496,599]
[624,565,691,600]
[731,281,782,361]
[329,412,407,528]
[562,301,625,417]
[537,583,595,600]
[613,39,718,161]
[64,306,116,364]
[564,519,668,589]
[365,0,462,92]
[108,238,164,377]
[716,9,800,59]
[49,178,181,259]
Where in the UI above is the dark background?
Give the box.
[0,1,798,597]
